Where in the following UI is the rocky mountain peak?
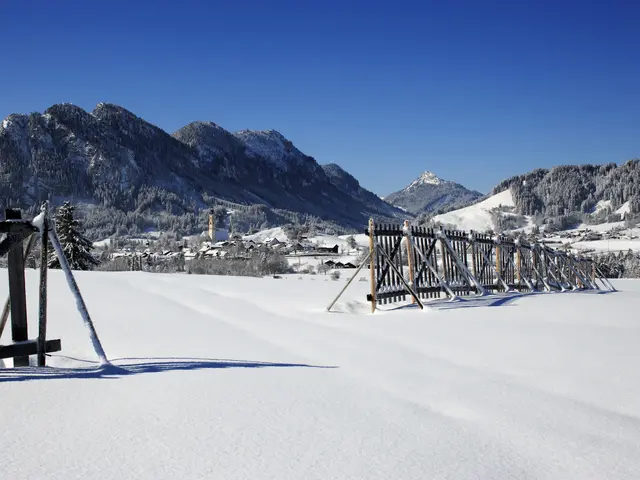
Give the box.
[385,170,483,215]
[405,171,448,190]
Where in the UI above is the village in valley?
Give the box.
[94,211,368,275]
[91,199,640,276]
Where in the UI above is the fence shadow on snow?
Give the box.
[0,356,337,383]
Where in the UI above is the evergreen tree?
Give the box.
[49,202,100,270]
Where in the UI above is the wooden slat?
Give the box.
[368,218,376,313]
[0,221,37,235]
[0,339,61,360]
[0,234,37,340]
[37,205,49,366]
[6,209,29,367]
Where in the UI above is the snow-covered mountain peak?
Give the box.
[385,170,483,215]
[406,171,447,189]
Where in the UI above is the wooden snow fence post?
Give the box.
[0,206,62,366]
[368,218,376,313]
[0,230,37,340]
[6,209,29,366]
[37,202,49,366]
[403,220,416,304]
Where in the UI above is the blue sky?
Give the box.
[1,0,639,195]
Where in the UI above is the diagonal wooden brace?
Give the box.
[376,245,424,309]
[439,232,488,295]
[409,237,458,300]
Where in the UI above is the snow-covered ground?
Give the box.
[433,189,525,232]
[2,270,639,479]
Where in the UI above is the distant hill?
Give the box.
[429,161,640,233]
[493,162,640,218]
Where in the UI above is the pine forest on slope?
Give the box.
[0,103,404,239]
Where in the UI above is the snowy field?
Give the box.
[433,189,522,232]
[2,271,640,479]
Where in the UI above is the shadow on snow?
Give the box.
[0,356,337,383]
[376,289,615,312]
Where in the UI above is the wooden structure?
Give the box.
[0,205,61,366]
[1,202,109,368]
[327,217,611,313]
[361,219,605,312]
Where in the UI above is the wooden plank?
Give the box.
[0,221,37,235]
[429,232,440,298]
[396,228,406,302]
[0,233,37,340]
[368,218,376,313]
[0,339,61,360]
[6,209,29,367]
[406,223,417,302]
[439,235,449,296]
[37,204,49,366]
[0,232,30,257]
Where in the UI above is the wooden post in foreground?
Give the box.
[368,218,376,313]
[403,220,416,304]
[37,203,49,366]
[6,209,29,367]
[516,244,521,288]
[0,234,37,340]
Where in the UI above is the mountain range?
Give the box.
[0,103,406,237]
[2,102,637,240]
[384,171,484,215]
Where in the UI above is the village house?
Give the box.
[316,244,339,254]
